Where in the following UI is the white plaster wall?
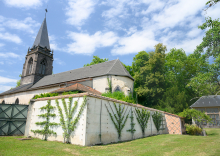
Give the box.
[93,76,134,96]
[26,97,88,146]
[111,76,133,96]
[85,97,168,146]
[93,76,108,93]
[0,86,60,104]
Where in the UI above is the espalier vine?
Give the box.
[105,102,129,141]
[134,108,150,137]
[31,100,58,141]
[55,95,87,144]
[152,111,164,134]
[127,109,136,139]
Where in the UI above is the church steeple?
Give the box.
[32,17,50,50]
[20,17,53,86]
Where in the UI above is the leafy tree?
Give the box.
[16,74,22,87]
[179,109,212,128]
[132,51,149,74]
[135,43,166,107]
[157,85,188,114]
[84,56,108,67]
[195,17,220,58]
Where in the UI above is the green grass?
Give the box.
[0,128,220,156]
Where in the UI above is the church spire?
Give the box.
[32,17,50,50]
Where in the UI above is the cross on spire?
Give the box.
[45,8,48,17]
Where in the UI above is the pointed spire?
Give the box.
[32,17,50,50]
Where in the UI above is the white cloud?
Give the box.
[0,32,22,44]
[204,2,220,19]
[0,52,21,58]
[0,16,40,34]
[111,30,157,55]
[66,0,96,27]
[0,85,14,92]
[0,76,17,84]
[67,31,118,55]
[54,58,66,65]
[0,43,4,48]
[3,0,43,8]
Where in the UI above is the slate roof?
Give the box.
[51,83,102,95]
[0,83,33,96]
[190,95,220,108]
[0,59,134,96]
[32,17,50,50]
[30,59,134,89]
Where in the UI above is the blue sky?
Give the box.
[0,0,220,93]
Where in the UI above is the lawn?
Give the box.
[0,128,220,156]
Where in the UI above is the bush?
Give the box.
[185,124,202,135]
[101,91,135,104]
[62,91,79,95]
[33,91,80,99]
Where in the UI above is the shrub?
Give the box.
[102,91,135,104]
[185,124,202,135]
[62,91,79,95]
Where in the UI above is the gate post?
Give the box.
[24,100,35,136]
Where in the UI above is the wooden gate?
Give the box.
[0,104,29,136]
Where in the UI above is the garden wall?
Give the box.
[25,93,183,146]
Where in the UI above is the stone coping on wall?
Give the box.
[31,92,184,119]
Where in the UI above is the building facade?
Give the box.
[190,96,220,128]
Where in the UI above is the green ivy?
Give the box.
[152,111,163,134]
[55,96,87,144]
[127,109,136,139]
[105,102,129,141]
[134,108,150,137]
[31,100,57,140]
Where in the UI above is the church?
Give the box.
[0,17,134,104]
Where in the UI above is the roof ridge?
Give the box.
[49,59,118,77]
[118,59,131,76]
[106,59,118,75]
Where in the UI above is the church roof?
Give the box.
[31,59,134,89]
[0,59,134,96]
[190,95,220,108]
[32,17,50,50]
[51,83,102,95]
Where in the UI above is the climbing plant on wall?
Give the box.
[31,100,58,141]
[134,108,150,137]
[127,108,136,139]
[152,111,163,134]
[105,102,129,141]
[55,95,87,144]
[107,76,112,93]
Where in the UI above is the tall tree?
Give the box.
[84,56,108,67]
[135,43,166,107]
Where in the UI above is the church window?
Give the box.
[15,98,19,104]
[40,59,47,75]
[2,100,5,104]
[114,85,121,92]
[27,58,33,74]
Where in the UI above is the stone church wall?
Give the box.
[25,93,182,146]
[0,86,60,104]
[93,75,133,95]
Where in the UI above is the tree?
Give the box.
[195,17,220,58]
[132,51,149,74]
[16,74,22,87]
[84,56,108,67]
[135,43,166,107]
[179,109,212,128]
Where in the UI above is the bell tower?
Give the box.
[20,17,53,85]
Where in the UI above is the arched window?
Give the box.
[39,59,47,75]
[114,85,121,92]
[27,58,33,74]
[15,98,19,104]
[2,100,5,104]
